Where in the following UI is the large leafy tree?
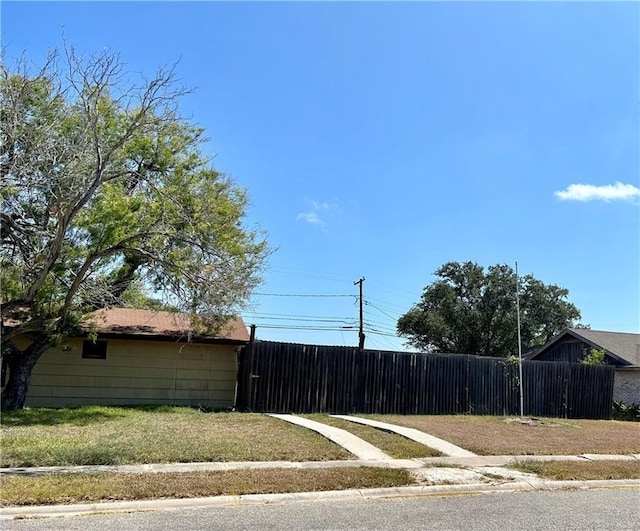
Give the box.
[1,48,269,410]
[397,261,581,356]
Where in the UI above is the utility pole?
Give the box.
[354,277,365,350]
[515,261,524,419]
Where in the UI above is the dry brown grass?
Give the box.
[366,415,640,455]
[511,460,640,480]
[1,407,350,467]
[0,467,414,506]
[304,415,442,459]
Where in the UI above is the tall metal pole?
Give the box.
[354,277,365,350]
[245,324,257,412]
[515,261,524,418]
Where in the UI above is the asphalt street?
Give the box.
[4,487,639,531]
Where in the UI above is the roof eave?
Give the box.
[529,329,632,367]
[83,331,249,345]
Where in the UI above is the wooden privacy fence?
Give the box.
[236,341,615,419]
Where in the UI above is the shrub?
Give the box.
[612,401,640,422]
[581,348,606,365]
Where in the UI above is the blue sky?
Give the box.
[3,2,639,351]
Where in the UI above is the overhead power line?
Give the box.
[364,300,399,321]
[364,324,395,333]
[254,292,355,298]
[248,315,356,324]
[363,295,411,313]
[247,312,355,320]
[365,328,401,338]
[363,316,396,327]
[251,323,357,331]
[248,322,397,337]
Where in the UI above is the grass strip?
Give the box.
[0,467,414,507]
[1,407,350,467]
[366,415,640,456]
[304,415,441,459]
[510,460,640,481]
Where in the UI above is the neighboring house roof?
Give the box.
[83,308,250,344]
[522,345,542,359]
[529,328,640,368]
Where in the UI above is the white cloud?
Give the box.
[296,211,326,231]
[296,198,341,231]
[554,182,640,203]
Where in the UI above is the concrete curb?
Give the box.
[2,479,639,520]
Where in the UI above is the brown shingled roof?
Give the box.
[528,328,640,368]
[83,308,249,343]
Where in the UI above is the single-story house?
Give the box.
[3,308,249,409]
[526,328,640,405]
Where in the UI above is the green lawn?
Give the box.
[0,406,351,467]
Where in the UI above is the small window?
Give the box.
[82,340,107,359]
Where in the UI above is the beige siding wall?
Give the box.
[20,338,239,409]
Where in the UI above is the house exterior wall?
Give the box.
[14,337,239,409]
[613,369,640,404]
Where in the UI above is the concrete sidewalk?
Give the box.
[2,453,638,477]
[0,458,421,477]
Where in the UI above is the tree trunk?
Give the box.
[1,338,50,411]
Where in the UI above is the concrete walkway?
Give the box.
[267,414,392,460]
[331,414,476,457]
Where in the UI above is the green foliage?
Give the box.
[581,348,606,366]
[397,261,581,356]
[0,408,350,466]
[0,46,270,409]
[612,401,640,422]
[0,405,196,428]
[502,355,520,366]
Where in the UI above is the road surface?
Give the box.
[4,487,639,530]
